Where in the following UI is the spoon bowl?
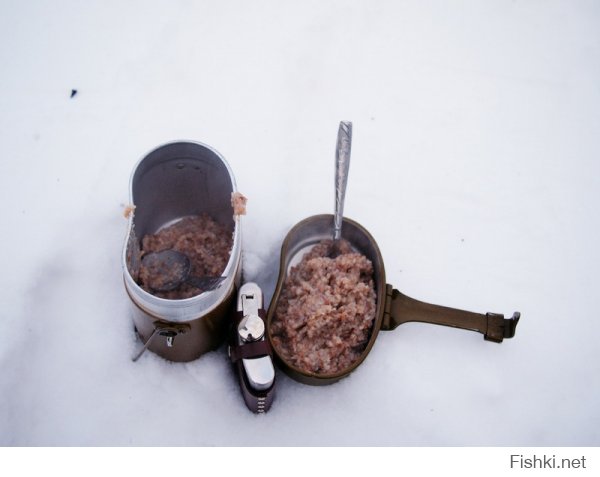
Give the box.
[140,250,225,293]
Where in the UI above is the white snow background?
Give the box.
[1,0,599,446]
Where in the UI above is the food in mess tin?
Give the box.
[231,191,247,216]
[138,214,232,299]
[270,239,376,375]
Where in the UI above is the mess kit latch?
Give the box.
[132,322,191,362]
[229,283,276,414]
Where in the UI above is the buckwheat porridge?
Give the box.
[270,239,376,375]
[138,214,232,299]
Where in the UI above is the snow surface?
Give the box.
[1,0,599,446]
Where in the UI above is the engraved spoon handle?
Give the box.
[334,121,352,241]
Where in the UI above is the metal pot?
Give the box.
[266,214,520,385]
[122,140,242,362]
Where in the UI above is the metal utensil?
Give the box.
[140,250,225,292]
[331,121,352,257]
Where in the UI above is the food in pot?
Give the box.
[123,204,136,219]
[231,191,247,216]
[138,214,232,299]
[270,239,376,375]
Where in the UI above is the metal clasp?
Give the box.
[238,293,265,342]
[233,283,275,393]
[132,322,190,362]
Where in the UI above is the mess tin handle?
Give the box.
[381,285,520,342]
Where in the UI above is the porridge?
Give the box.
[270,239,376,375]
[138,214,232,299]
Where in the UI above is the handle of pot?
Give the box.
[381,285,520,342]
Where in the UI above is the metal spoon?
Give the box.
[140,249,225,292]
[331,120,352,257]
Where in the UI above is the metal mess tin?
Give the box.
[122,140,242,362]
[266,214,520,386]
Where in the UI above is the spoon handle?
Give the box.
[334,121,352,241]
[186,275,226,291]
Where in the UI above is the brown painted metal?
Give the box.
[266,214,520,386]
[127,282,237,362]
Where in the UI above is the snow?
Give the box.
[1,0,599,447]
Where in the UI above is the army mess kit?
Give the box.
[122,124,520,413]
